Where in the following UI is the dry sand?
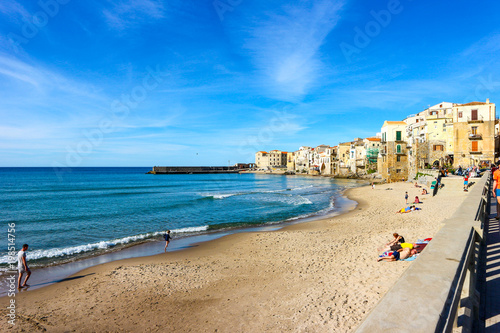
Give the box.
[1,178,469,332]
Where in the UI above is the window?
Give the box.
[472,141,478,152]
[396,131,402,141]
[471,127,478,135]
[397,155,401,162]
[471,109,478,121]
[433,145,443,151]
[396,144,401,153]
[459,111,463,118]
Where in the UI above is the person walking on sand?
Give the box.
[18,244,31,289]
[405,191,408,204]
[371,182,375,190]
[164,230,171,252]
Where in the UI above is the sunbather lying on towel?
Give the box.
[377,248,418,262]
[396,205,422,213]
[380,242,420,253]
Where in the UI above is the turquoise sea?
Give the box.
[0,167,361,271]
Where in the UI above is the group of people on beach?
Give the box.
[379,180,433,261]
[398,188,425,213]
[377,233,421,262]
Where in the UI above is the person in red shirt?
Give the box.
[493,165,500,219]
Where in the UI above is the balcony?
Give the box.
[468,133,482,140]
[467,115,484,124]
[469,151,482,154]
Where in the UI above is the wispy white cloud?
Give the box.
[230,0,344,101]
[0,1,31,22]
[102,0,166,30]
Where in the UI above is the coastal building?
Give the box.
[255,151,268,169]
[405,102,454,169]
[337,142,352,176]
[314,145,337,175]
[349,138,366,174]
[452,100,496,168]
[364,137,381,172]
[330,146,339,176]
[378,121,409,182]
[255,150,287,169]
[287,152,295,172]
[294,146,312,174]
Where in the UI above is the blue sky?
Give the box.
[1,0,500,167]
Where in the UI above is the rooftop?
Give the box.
[456,101,489,106]
[385,121,407,125]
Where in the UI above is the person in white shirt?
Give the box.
[17,244,31,289]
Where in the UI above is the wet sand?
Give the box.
[1,179,468,332]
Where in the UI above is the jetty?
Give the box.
[148,164,254,174]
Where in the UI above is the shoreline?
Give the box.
[0,187,360,296]
[2,178,469,332]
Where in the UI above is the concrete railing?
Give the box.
[356,172,490,333]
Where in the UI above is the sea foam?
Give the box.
[0,226,210,265]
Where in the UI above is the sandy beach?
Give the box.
[1,178,469,332]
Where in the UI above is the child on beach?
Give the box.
[405,192,408,204]
[164,230,171,252]
[413,196,421,204]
